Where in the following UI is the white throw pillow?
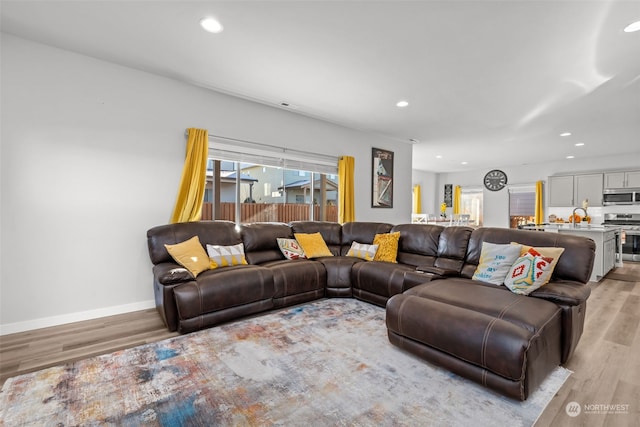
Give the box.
[472,242,522,285]
[346,241,379,261]
[206,243,248,269]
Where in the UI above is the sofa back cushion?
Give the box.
[290,221,342,255]
[241,222,293,264]
[391,224,443,267]
[434,226,474,272]
[341,222,393,255]
[462,227,595,284]
[147,221,241,265]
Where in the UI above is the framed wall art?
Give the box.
[372,148,394,208]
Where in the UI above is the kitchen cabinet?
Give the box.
[548,173,603,207]
[548,175,574,206]
[604,170,640,188]
[575,173,603,207]
[556,227,619,282]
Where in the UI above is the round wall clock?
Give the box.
[484,169,508,191]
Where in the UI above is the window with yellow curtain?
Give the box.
[200,135,340,225]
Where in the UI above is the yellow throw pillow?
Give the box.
[512,242,565,285]
[294,232,333,258]
[373,231,401,263]
[164,236,210,278]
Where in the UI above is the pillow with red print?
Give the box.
[276,238,307,260]
[504,247,555,295]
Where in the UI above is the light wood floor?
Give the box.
[1,263,638,426]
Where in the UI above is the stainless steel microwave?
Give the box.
[603,188,640,205]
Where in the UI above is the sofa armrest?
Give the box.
[529,280,591,306]
[415,265,459,277]
[153,262,194,285]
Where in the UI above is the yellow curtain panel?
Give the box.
[412,185,422,214]
[170,128,209,224]
[338,156,355,223]
[535,180,544,225]
[453,185,462,215]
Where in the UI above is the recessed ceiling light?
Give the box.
[436,155,443,159]
[560,132,572,137]
[396,100,409,108]
[575,142,585,147]
[461,161,468,165]
[200,17,224,33]
[624,20,640,32]
[566,155,575,159]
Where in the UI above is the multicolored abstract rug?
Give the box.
[0,299,570,426]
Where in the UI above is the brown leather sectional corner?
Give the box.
[146,220,595,400]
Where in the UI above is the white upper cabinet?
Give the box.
[575,173,603,207]
[548,173,603,207]
[604,170,640,188]
[549,175,575,206]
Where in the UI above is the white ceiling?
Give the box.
[2,0,639,173]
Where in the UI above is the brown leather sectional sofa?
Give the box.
[146,220,595,400]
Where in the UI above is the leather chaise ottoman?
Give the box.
[386,279,563,401]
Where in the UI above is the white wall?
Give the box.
[411,169,437,217]
[0,35,412,332]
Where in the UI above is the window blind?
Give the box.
[509,186,535,216]
[207,135,339,175]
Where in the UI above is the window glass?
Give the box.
[509,186,535,228]
[460,188,483,226]
[203,158,338,223]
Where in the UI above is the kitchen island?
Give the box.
[520,224,622,282]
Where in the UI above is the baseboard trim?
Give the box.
[0,300,156,336]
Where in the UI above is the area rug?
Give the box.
[0,299,570,426]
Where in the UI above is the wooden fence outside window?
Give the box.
[202,202,338,223]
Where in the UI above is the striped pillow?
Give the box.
[347,241,379,261]
[206,243,248,269]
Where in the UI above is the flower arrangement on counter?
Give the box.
[440,202,447,219]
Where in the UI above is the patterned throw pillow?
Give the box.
[472,242,522,285]
[347,242,379,261]
[373,232,401,263]
[277,238,307,260]
[293,233,333,258]
[512,243,565,285]
[164,236,210,278]
[504,248,555,295]
[206,243,248,269]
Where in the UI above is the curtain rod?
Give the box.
[184,129,338,163]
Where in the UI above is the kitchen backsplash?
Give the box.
[547,204,640,225]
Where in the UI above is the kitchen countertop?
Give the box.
[519,224,622,233]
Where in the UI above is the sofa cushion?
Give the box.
[472,242,522,285]
[206,243,248,268]
[241,222,292,264]
[351,261,415,301]
[173,264,275,319]
[373,231,401,262]
[290,221,342,255]
[259,259,327,302]
[148,221,241,265]
[294,232,333,258]
[164,236,211,277]
[341,222,393,255]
